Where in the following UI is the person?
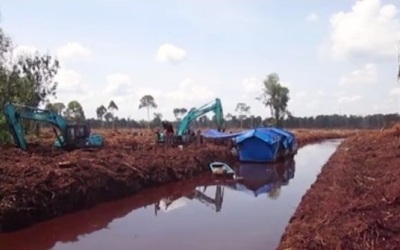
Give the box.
[154,128,162,144]
[162,120,174,145]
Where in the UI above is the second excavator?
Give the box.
[157,98,225,145]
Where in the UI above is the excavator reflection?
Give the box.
[155,185,225,215]
[154,159,296,214]
[0,159,295,250]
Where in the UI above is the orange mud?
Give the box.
[278,124,400,249]
[0,128,355,233]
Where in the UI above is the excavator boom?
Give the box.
[3,102,104,151]
[177,98,224,136]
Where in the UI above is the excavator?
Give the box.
[155,185,225,214]
[158,98,224,144]
[3,102,104,151]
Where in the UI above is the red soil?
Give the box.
[278,124,400,250]
[0,128,354,233]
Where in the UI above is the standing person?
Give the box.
[162,121,174,145]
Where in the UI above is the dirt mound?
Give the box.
[293,129,356,147]
[0,128,356,233]
[278,129,400,249]
[0,137,236,232]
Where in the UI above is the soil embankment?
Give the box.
[0,128,354,233]
[278,125,400,249]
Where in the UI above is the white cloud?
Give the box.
[339,63,378,85]
[104,73,134,96]
[242,77,262,96]
[296,91,307,98]
[329,0,400,60]
[389,86,400,96]
[338,95,362,104]
[164,78,214,103]
[155,43,187,63]
[54,68,84,93]
[57,42,91,59]
[306,13,319,22]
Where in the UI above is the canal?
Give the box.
[0,139,343,250]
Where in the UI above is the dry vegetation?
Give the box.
[0,128,355,233]
[278,124,400,250]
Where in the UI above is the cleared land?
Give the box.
[0,128,355,232]
[278,124,400,250]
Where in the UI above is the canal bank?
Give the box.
[278,126,400,249]
[0,130,353,233]
[0,140,342,250]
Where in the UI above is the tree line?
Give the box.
[0,24,398,147]
[83,112,399,130]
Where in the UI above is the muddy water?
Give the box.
[0,139,342,250]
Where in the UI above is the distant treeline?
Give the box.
[83,113,399,130]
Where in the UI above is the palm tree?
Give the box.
[139,95,157,128]
[96,105,107,127]
[235,102,250,129]
[108,100,118,130]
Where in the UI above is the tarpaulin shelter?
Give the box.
[201,129,249,139]
[257,127,297,153]
[233,128,281,162]
[201,127,297,163]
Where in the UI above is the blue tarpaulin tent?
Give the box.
[234,128,281,162]
[258,127,297,152]
[201,127,297,163]
[201,129,249,139]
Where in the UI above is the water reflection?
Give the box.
[0,160,294,250]
[153,159,296,218]
[229,159,295,199]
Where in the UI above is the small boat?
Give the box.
[209,161,235,176]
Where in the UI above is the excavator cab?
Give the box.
[65,124,90,146]
[55,123,104,150]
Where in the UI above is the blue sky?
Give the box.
[1,0,399,120]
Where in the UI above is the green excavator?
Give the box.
[3,102,104,151]
[157,98,225,145]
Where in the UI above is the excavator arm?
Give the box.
[190,186,224,212]
[176,98,224,136]
[3,102,103,151]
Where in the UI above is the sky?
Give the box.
[0,0,400,120]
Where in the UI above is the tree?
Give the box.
[179,108,188,118]
[257,73,290,128]
[64,100,85,122]
[153,112,163,126]
[96,105,107,127]
[108,100,118,130]
[139,95,157,127]
[0,27,60,139]
[173,107,188,121]
[104,112,113,123]
[52,102,65,116]
[14,52,60,107]
[173,108,180,120]
[235,102,250,129]
[398,41,400,83]
[45,102,57,113]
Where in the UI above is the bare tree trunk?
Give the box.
[147,107,150,129]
